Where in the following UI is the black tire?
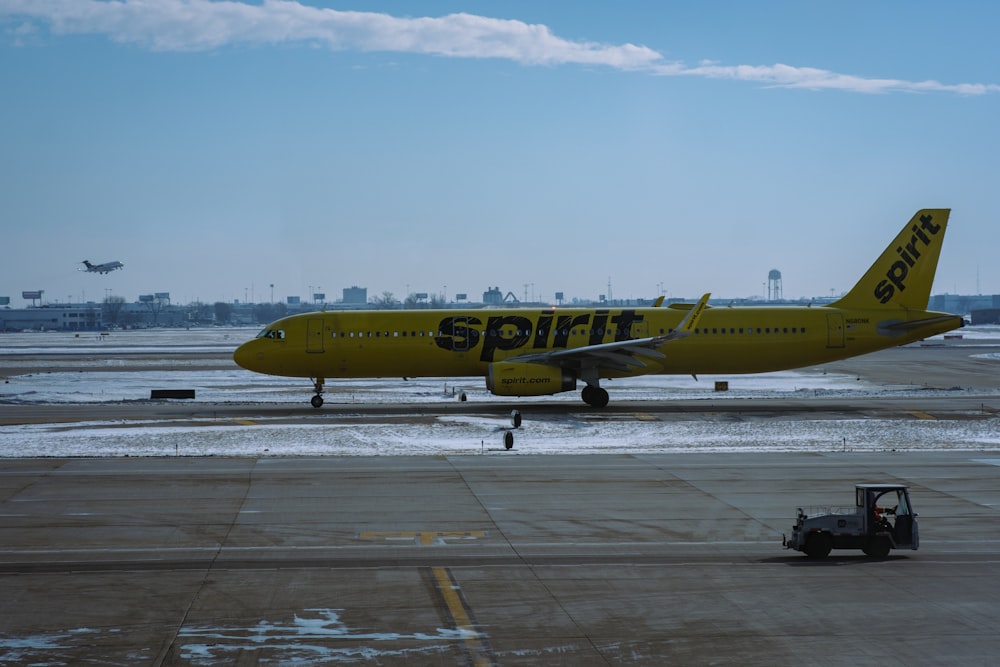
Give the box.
[592,388,609,408]
[582,386,609,408]
[863,536,891,558]
[804,533,833,559]
[310,394,324,408]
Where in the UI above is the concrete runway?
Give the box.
[2,452,1000,666]
[2,338,999,665]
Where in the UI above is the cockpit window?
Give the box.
[255,328,285,340]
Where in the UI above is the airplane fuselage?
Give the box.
[234,303,960,382]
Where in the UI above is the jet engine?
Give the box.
[486,362,577,397]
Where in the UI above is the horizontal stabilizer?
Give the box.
[879,315,964,333]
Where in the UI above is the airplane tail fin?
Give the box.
[82,260,92,268]
[832,209,950,310]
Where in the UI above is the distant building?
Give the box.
[971,310,999,324]
[0,304,102,331]
[929,294,1000,316]
[483,286,503,306]
[482,286,518,305]
[343,286,367,305]
[971,301,1000,325]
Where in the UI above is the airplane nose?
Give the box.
[233,341,261,371]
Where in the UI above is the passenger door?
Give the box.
[306,318,325,353]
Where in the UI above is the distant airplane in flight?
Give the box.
[235,209,963,408]
[80,260,124,274]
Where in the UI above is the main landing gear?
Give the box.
[311,378,324,408]
[581,384,609,408]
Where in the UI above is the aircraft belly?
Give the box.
[328,343,483,379]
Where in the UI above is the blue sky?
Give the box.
[1,1,998,307]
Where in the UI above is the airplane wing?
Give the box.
[508,293,711,374]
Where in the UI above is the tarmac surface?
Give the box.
[1,333,999,665]
[2,453,1000,666]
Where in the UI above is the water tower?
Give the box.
[768,269,783,301]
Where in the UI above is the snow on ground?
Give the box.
[3,403,1000,457]
[0,327,249,352]
[2,326,999,457]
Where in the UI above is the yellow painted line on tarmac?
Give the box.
[908,411,936,420]
[635,413,659,422]
[358,530,485,545]
[232,419,258,426]
[432,567,493,666]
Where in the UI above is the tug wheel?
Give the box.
[804,533,833,559]
[863,536,891,558]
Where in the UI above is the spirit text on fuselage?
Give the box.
[435,310,645,362]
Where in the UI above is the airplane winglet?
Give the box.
[653,295,665,308]
[656,293,710,343]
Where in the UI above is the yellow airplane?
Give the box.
[234,209,963,408]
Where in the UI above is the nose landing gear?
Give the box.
[311,378,324,408]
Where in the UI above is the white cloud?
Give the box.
[658,61,1000,95]
[2,0,997,95]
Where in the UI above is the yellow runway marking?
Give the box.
[359,530,485,545]
[432,567,493,666]
[232,419,258,426]
[908,411,936,420]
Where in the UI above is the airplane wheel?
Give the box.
[311,395,324,408]
[582,386,609,408]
